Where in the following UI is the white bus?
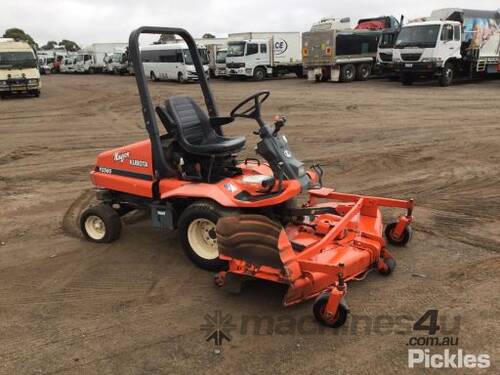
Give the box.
[141,43,210,82]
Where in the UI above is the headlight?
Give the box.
[27,79,39,84]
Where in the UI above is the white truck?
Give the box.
[225,32,302,80]
[195,38,227,77]
[0,40,41,97]
[393,8,500,86]
[214,48,227,77]
[76,43,127,73]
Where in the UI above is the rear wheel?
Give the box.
[340,64,356,82]
[88,67,95,74]
[178,201,238,271]
[150,71,158,81]
[80,204,122,243]
[253,67,266,81]
[356,63,371,81]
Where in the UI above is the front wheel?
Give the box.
[253,67,266,81]
[80,204,122,243]
[439,64,454,87]
[177,201,238,271]
[150,71,159,81]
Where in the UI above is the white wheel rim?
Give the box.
[84,215,106,240]
[187,218,218,260]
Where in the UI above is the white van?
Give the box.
[0,40,41,97]
[141,43,209,82]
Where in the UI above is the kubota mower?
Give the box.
[80,27,413,326]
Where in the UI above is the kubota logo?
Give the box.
[113,151,129,163]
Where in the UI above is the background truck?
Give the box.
[195,38,227,77]
[393,8,500,86]
[0,40,41,97]
[303,16,401,82]
[225,32,302,80]
[76,43,127,73]
[211,48,227,77]
[375,16,404,76]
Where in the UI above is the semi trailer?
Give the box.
[303,16,401,82]
[225,32,302,80]
[393,8,500,86]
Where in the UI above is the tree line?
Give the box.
[3,28,218,50]
[2,28,80,51]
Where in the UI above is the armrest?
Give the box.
[210,116,234,127]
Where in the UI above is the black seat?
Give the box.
[162,96,245,156]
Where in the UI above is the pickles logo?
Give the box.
[274,39,288,55]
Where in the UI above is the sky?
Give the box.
[1,0,499,47]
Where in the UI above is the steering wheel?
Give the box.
[230,90,270,120]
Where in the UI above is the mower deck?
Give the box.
[216,188,413,326]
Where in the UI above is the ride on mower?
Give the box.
[80,26,414,327]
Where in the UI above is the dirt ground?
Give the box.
[0,74,499,374]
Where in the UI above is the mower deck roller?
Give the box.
[216,188,414,327]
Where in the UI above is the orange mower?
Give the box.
[80,27,414,327]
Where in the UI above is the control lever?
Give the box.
[273,115,287,136]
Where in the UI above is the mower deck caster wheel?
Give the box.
[80,204,122,243]
[385,222,412,246]
[214,273,225,287]
[379,257,396,276]
[313,292,349,328]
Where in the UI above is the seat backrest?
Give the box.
[166,96,212,146]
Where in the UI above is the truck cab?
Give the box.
[393,20,462,85]
[376,29,399,75]
[226,39,270,80]
[75,53,95,73]
[0,41,41,98]
[214,48,227,77]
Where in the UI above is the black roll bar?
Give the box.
[128,26,219,179]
